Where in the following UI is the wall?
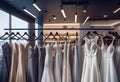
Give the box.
[80,20,120,39]
[43,23,80,42]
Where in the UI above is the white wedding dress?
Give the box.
[115,45,120,82]
[81,36,101,82]
[62,42,67,82]
[41,44,54,82]
[54,43,62,82]
[66,43,72,82]
[62,42,72,82]
[100,38,118,82]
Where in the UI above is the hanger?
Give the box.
[37,32,46,41]
[32,32,37,40]
[109,31,120,39]
[66,32,69,41]
[0,32,9,40]
[44,32,57,41]
[93,31,103,36]
[15,32,23,40]
[4,32,19,40]
[74,32,79,45]
[20,32,29,41]
[81,31,91,40]
[103,31,115,45]
[54,32,63,41]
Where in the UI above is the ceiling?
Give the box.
[1,0,120,23]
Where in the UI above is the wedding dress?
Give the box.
[41,44,54,82]
[81,36,101,82]
[100,38,118,82]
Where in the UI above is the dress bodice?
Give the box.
[84,36,99,57]
[101,37,115,57]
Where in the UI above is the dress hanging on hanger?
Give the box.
[1,42,12,82]
[27,45,39,82]
[72,44,81,82]
[15,44,28,82]
[41,44,54,82]
[62,42,67,82]
[114,39,120,82]
[38,45,46,82]
[81,36,101,82]
[54,43,62,82]
[66,42,72,82]
[100,37,118,82]
[9,43,19,82]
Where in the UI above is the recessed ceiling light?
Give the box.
[53,15,56,20]
[104,15,107,18]
[23,7,36,18]
[83,10,87,13]
[113,8,120,13]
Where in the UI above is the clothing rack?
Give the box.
[4,27,114,30]
[0,27,115,42]
[0,31,79,42]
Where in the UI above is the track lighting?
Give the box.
[60,5,66,18]
[104,14,107,18]
[23,7,36,18]
[83,16,90,26]
[32,2,41,11]
[53,15,56,20]
[75,13,77,23]
[64,18,67,22]
[49,19,51,22]
[113,8,120,13]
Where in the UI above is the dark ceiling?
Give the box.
[1,0,120,23]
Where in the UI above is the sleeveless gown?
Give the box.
[100,38,118,82]
[54,43,62,82]
[81,36,101,82]
[41,44,54,82]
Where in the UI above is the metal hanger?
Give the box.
[0,32,9,40]
[19,32,29,41]
[44,32,57,41]
[5,32,19,40]
[54,32,63,41]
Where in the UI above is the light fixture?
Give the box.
[60,5,66,18]
[75,13,77,23]
[23,7,36,18]
[83,9,87,13]
[75,4,78,23]
[49,19,51,22]
[32,2,41,11]
[64,18,67,22]
[104,14,107,18]
[83,16,90,26]
[113,8,120,13]
[53,15,56,20]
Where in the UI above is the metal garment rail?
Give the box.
[4,27,114,30]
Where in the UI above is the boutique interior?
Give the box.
[0,0,120,82]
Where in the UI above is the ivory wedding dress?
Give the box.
[41,44,54,82]
[54,43,62,82]
[81,36,101,82]
[100,38,118,82]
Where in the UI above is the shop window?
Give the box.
[11,15,28,43]
[0,10,9,42]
